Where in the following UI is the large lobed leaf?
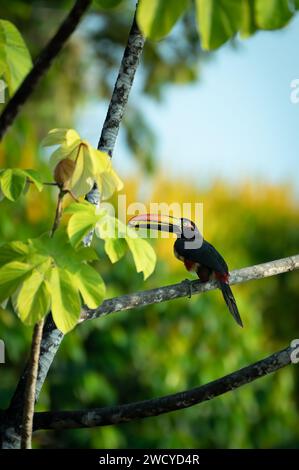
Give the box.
[0,231,105,333]
[0,19,32,95]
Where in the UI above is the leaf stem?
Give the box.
[20,318,45,449]
[26,179,59,187]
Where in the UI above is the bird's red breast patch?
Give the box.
[215,271,230,283]
[183,259,198,272]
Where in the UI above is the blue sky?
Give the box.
[78,13,299,191]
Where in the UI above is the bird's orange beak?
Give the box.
[128,213,181,234]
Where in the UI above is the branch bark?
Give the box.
[98,11,145,155]
[81,254,299,321]
[84,9,145,240]
[0,0,92,141]
[33,345,295,431]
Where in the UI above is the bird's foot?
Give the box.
[182,278,193,299]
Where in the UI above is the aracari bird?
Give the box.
[128,214,243,327]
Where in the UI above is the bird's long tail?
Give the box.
[219,281,243,327]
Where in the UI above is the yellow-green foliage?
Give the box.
[2,175,298,448]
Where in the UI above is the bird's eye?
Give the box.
[183,222,188,227]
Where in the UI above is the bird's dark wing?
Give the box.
[199,241,229,273]
[176,239,229,274]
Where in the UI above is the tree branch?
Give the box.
[84,8,145,240]
[81,254,299,321]
[0,0,92,140]
[97,10,145,155]
[33,345,295,431]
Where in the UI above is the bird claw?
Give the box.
[182,278,193,299]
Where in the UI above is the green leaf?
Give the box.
[76,246,99,262]
[104,238,127,263]
[66,202,98,247]
[254,0,292,30]
[12,265,51,325]
[0,261,33,302]
[22,169,43,192]
[195,0,242,50]
[70,145,113,198]
[74,263,105,309]
[30,230,96,269]
[240,0,256,38]
[94,0,123,9]
[64,201,95,214]
[41,128,80,147]
[96,167,124,200]
[0,168,26,201]
[93,212,157,279]
[67,212,97,248]
[126,235,157,280]
[0,232,103,330]
[94,212,125,239]
[0,241,30,266]
[43,128,122,198]
[48,267,81,333]
[137,0,190,41]
[0,19,32,95]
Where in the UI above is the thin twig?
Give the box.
[20,319,44,448]
[0,0,92,140]
[33,345,295,431]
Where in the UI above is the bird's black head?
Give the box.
[179,218,199,240]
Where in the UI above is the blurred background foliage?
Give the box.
[0,0,299,449]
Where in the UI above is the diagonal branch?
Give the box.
[98,10,145,155]
[0,0,92,140]
[81,254,299,321]
[33,345,296,431]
